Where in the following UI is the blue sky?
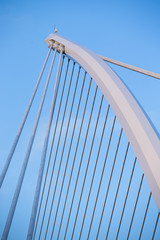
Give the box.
[0,0,160,239]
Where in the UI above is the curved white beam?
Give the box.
[45,33,160,210]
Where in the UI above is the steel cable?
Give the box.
[0,47,52,188]
[139,192,152,239]
[105,142,130,239]
[127,174,144,240]
[33,55,67,240]
[27,49,63,240]
[96,128,123,240]
[70,94,104,240]
[86,115,116,240]
[116,157,137,240]
[79,104,110,240]
[2,49,57,240]
[50,71,87,239]
[152,212,160,239]
[56,78,92,240]
[37,60,75,238]
[63,85,99,240]
[43,64,80,239]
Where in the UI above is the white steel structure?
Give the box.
[45,33,160,210]
[1,33,160,239]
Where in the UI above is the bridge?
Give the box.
[0,33,160,239]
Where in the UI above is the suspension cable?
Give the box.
[96,128,123,240]
[105,142,130,239]
[152,212,160,239]
[127,174,144,240]
[42,62,77,239]
[71,94,104,240]
[50,71,87,239]
[32,55,66,239]
[2,47,57,240]
[99,55,160,80]
[27,47,64,240]
[0,47,52,188]
[86,115,116,240]
[44,65,81,239]
[64,85,98,240]
[56,78,92,240]
[116,157,137,240]
[33,55,67,240]
[38,60,75,238]
[139,192,152,239]
[79,103,110,240]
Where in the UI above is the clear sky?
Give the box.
[0,0,160,239]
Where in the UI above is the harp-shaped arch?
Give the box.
[45,33,160,211]
[1,33,160,239]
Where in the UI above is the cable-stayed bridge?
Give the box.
[0,33,160,239]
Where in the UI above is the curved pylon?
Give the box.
[45,34,160,211]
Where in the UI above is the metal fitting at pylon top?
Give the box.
[47,39,65,53]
